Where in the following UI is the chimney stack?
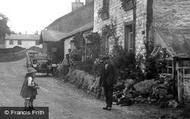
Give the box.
[72,0,84,11]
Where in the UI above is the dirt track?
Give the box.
[0,59,180,119]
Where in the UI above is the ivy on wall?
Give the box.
[120,0,133,12]
[85,32,101,59]
[98,7,109,20]
[101,19,121,56]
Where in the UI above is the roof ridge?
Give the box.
[47,2,94,29]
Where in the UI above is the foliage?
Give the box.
[75,58,94,74]
[120,0,134,12]
[0,14,10,38]
[101,20,144,81]
[101,20,119,55]
[98,6,109,20]
[144,39,159,79]
[72,32,85,51]
[70,49,82,61]
[112,48,144,81]
[70,32,86,61]
[85,32,101,59]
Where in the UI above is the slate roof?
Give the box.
[41,30,66,42]
[154,28,190,58]
[5,34,39,41]
[41,2,94,42]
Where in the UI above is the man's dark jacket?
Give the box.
[100,63,116,87]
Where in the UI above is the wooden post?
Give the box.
[172,58,177,98]
[176,60,183,103]
[176,61,181,102]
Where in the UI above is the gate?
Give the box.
[176,61,190,103]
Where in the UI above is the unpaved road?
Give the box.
[0,59,180,119]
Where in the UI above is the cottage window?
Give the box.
[101,0,110,20]
[9,40,13,45]
[36,40,40,45]
[0,38,4,44]
[124,23,134,52]
[123,0,133,11]
[17,40,22,45]
[103,0,109,9]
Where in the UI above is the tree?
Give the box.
[0,14,11,39]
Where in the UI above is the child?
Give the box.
[20,68,39,111]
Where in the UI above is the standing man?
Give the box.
[99,56,116,111]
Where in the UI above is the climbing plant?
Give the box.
[120,0,134,12]
[85,32,101,59]
[98,1,109,20]
[70,32,85,61]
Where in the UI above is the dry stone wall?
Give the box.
[65,69,104,98]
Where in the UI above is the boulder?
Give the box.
[134,79,157,95]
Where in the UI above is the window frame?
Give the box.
[17,40,22,45]
[9,40,14,45]
[101,0,110,20]
[35,40,40,45]
[124,22,135,52]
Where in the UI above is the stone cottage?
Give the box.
[94,0,190,103]
[93,0,149,55]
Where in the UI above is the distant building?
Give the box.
[5,34,42,49]
[41,1,94,63]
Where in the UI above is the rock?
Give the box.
[118,97,133,106]
[114,81,125,91]
[159,114,177,119]
[134,79,157,95]
[124,79,135,90]
[134,96,147,103]
[168,100,178,108]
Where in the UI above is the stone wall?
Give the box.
[65,69,103,98]
[93,0,147,55]
[153,0,190,29]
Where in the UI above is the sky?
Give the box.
[0,0,85,34]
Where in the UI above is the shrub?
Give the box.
[75,58,94,74]
[111,49,144,81]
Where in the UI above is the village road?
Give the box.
[0,59,178,119]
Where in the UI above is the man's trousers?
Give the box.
[103,86,113,107]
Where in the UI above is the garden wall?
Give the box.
[65,69,104,98]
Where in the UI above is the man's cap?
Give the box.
[27,67,37,73]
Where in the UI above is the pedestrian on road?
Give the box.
[20,67,39,111]
[99,56,116,111]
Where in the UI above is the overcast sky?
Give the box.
[0,0,85,34]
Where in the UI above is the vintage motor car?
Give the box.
[31,56,57,76]
[26,50,41,67]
